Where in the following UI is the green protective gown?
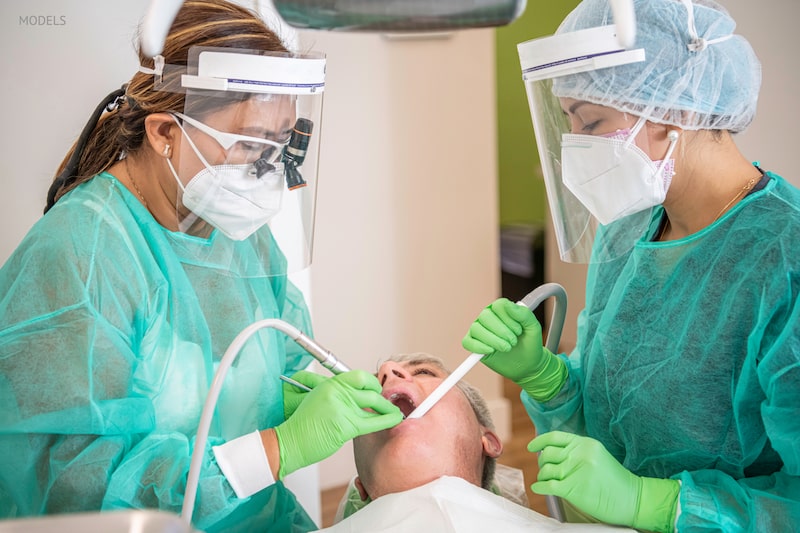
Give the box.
[0,173,317,532]
[523,171,800,531]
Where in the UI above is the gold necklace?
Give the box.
[713,175,759,222]
[125,157,147,207]
[657,174,760,242]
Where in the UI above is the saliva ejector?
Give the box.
[406,284,567,420]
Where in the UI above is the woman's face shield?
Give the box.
[155,47,325,277]
[518,25,654,264]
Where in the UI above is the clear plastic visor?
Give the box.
[165,47,325,278]
[518,25,654,264]
[523,78,657,263]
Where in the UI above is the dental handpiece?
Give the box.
[183,318,349,524]
[292,330,350,375]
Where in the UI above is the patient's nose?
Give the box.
[378,361,412,386]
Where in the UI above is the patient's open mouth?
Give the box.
[388,392,416,418]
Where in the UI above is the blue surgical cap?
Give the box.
[553,0,761,132]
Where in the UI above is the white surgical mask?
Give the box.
[560,118,678,225]
[169,120,285,241]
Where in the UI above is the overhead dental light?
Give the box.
[270,0,528,32]
[140,0,637,58]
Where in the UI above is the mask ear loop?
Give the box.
[167,116,212,233]
[170,115,216,172]
[163,150,201,232]
[622,116,648,149]
[655,130,680,177]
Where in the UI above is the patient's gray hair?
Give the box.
[384,353,497,491]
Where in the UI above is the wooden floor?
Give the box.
[319,377,548,527]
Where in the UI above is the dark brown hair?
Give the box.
[45,0,287,211]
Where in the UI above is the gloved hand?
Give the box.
[282,370,329,419]
[528,431,680,533]
[462,298,567,401]
[274,370,403,478]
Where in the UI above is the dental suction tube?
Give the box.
[181,319,348,526]
[405,352,484,420]
[406,283,567,420]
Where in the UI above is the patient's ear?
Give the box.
[481,428,503,458]
[354,476,370,501]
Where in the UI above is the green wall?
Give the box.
[495,1,580,226]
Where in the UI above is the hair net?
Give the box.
[553,0,761,132]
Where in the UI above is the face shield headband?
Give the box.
[138,46,325,277]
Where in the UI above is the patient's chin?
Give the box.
[355,427,455,495]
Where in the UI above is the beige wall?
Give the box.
[301,29,505,490]
[722,0,797,182]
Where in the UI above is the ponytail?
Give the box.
[44,86,128,213]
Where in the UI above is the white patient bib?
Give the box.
[315,476,635,532]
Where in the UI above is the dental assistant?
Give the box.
[0,1,401,531]
[463,0,800,531]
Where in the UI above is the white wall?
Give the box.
[0,0,150,262]
[300,28,504,489]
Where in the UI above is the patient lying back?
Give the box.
[316,354,634,532]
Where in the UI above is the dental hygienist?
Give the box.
[463,0,800,531]
[0,1,401,531]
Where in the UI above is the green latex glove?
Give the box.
[462,298,567,401]
[528,431,680,533]
[282,371,329,419]
[275,370,403,478]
